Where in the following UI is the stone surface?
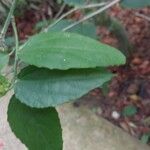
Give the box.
[57,104,150,150]
[0,92,149,150]
[0,92,27,150]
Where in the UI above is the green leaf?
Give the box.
[0,52,9,71]
[121,0,150,8]
[8,95,63,150]
[122,105,137,117]
[57,0,63,4]
[0,75,10,97]
[14,66,113,108]
[48,20,97,39]
[35,20,49,31]
[5,36,15,47]
[101,81,110,96]
[141,133,150,144]
[64,0,85,6]
[18,32,125,70]
[63,0,104,5]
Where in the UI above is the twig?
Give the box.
[11,16,19,84]
[63,0,120,31]
[54,3,66,19]
[0,0,16,39]
[45,2,107,31]
[135,12,150,22]
[8,48,15,56]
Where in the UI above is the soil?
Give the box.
[6,1,150,145]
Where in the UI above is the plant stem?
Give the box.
[63,0,120,31]
[135,12,150,22]
[11,16,19,83]
[0,0,17,39]
[45,2,107,31]
[9,48,15,56]
[54,3,66,19]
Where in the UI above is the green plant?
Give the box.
[141,133,150,144]
[122,105,137,117]
[0,0,149,149]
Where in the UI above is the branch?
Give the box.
[63,0,120,31]
[0,0,17,39]
[11,16,19,84]
[54,3,66,19]
[45,2,107,32]
[135,12,150,22]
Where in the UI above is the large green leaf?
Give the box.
[8,95,63,150]
[121,0,150,8]
[48,20,97,39]
[14,66,113,108]
[0,52,9,71]
[18,32,125,70]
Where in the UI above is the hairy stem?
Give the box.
[45,2,107,31]
[0,0,17,39]
[54,3,66,19]
[11,16,19,84]
[135,12,150,22]
[63,0,120,31]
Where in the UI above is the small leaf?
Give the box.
[5,36,15,47]
[140,133,150,144]
[48,20,97,39]
[57,0,63,4]
[101,81,110,96]
[0,75,10,97]
[18,32,126,70]
[121,0,150,8]
[35,20,49,31]
[64,0,85,6]
[143,117,150,126]
[8,95,63,150]
[14,66,113,108]
[122,105,137,117]
[0,52,9,71]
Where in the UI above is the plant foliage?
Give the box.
[0,75,10,97]
[8,95,63,150]
[3,0,149,149]
[14,66,113,108]
[0,52,9,71]
[18,32,125,70]
[48,20,97,39]
[121,0,150,8]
